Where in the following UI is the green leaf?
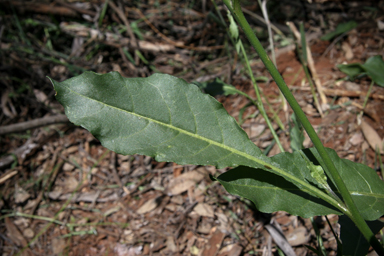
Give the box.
[339,215,384,256]
[50,71,384,219]
[193,77,237,96]
[50,71,272,169]
[51,72,340,215]
[216,149,344,218]
[305,148,384,221]
[337,63,365,79]
[321,21,357,41]
[216,148,384,219]
[337,56,384,87]
[363,55,384,87]
[289,113,304,152]
[215,165,341,218]
[130,21,144,40]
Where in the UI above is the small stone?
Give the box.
[62,162,74,172]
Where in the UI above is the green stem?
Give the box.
[212,1,284,152]
[223,0,384,254]
[238,40,284,152]
[298,23,323,116]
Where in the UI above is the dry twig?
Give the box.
[108,1,140,65]
[287,22,327,107]
[134,8,224,51]
[0,114,69,135]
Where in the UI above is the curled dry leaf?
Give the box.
[14,184,31,204]
[218,244,243,256]
[286,226,311,246]
[166,236,177,252]
[349,132,364,146]
[4,218,35,256]
[342,41,353,60]
[136,196,163,214]
[193,203,214,218]
[52,237,67,255]
[361,120,384,154]
[201,229,226,256]
[165,167,207,196]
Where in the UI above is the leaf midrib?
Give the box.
[62,82,344,212]
[64,83,269,166]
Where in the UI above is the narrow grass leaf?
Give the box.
[321,21,357,41]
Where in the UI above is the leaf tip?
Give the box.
[46,76,58,96]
